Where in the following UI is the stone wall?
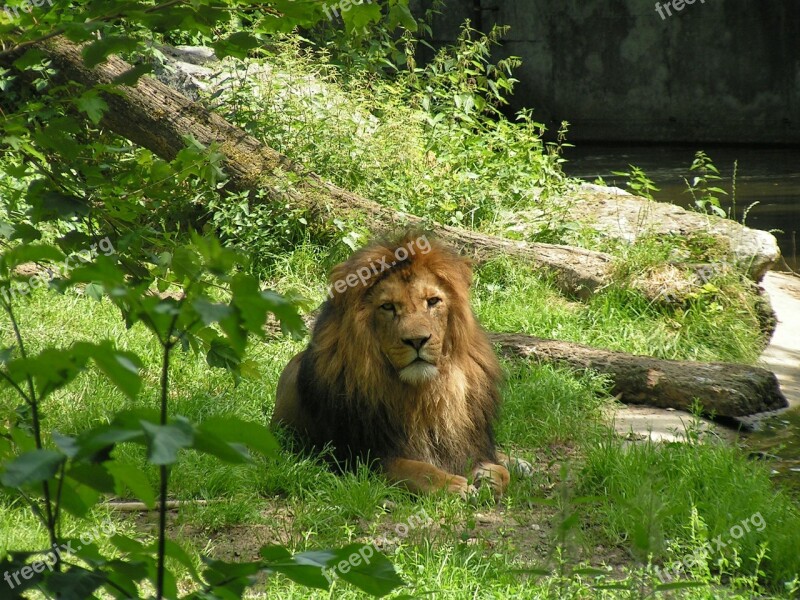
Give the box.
[414,1,800,144]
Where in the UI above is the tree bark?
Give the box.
[490,333,788,417]
[1,37,612,300]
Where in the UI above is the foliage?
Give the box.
[307,0,439,74]
[0,212,402,597]
[611,164,661,200]
[207,25,566,241]
[684,151,728,217]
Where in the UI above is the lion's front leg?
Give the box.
[384,458,477,497]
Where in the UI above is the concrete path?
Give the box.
[612,271,800,442]
[758,272,800,411]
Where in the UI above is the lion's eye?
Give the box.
[427,297,441,307]
[380,302,395,312]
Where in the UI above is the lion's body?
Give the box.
[272,233,510,495]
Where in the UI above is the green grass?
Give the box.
[1,244,798,598]
[474,256,763,363]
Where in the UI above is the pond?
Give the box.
[563,144,800,271]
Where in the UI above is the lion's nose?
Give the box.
[402,335,431,351]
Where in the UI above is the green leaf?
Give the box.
[201,557,261,588]
[263,551,332,590]
[191,428,249,464]
[1,243,64,272]
[75,90,109,125]
[44,566,107,599]
[72,411,153,461]
[12,48,48,70]
[212,32,261,59]
[206,338,240,372]
[193,298,233,325]
[67,463,115,493]
[171,245,202,280]
[141,418,194,465]
[387,4,417,31]
[1,449,64,487]
[84,282,105,300]
[341,2,383,33]
[331,544,405,596]
[230,274,304,340]
[6,348,89,400]
[655,581,708,590]
[74,342,142,400]
[59,476,102,517]
[163,540,202,583]
[82,36,139,68]
[111,62,153,86]
[199,417,279,459]
[106,462,156,508]
[27,188,89,222]
[109,534,147,555]
[103,558,150,599]
[259,545,292,561]
[10,223,41,243]
[261,290,305,339]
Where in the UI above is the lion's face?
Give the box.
[369,267,449,385]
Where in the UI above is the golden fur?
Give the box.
[272,233,511,496]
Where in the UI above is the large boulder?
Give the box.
[563,184,781,281]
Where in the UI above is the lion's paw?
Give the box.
[446,475,477,499]
[498,452,534,478]
[507,457,534,478]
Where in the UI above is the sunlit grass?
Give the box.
[0,244,797,597]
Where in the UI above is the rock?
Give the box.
[574,184,780,280]
[506,183,781,281]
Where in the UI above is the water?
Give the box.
[563,145,800,271]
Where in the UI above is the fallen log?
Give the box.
[2,37,612,300]
[490,333,788,418]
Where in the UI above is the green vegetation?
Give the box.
[1,2,798,598]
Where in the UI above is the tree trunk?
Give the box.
[1,37,612,300]
[490,333,788,417]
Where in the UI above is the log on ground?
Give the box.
[490,333,788,417]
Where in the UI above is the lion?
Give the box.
[272,232,523,496]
